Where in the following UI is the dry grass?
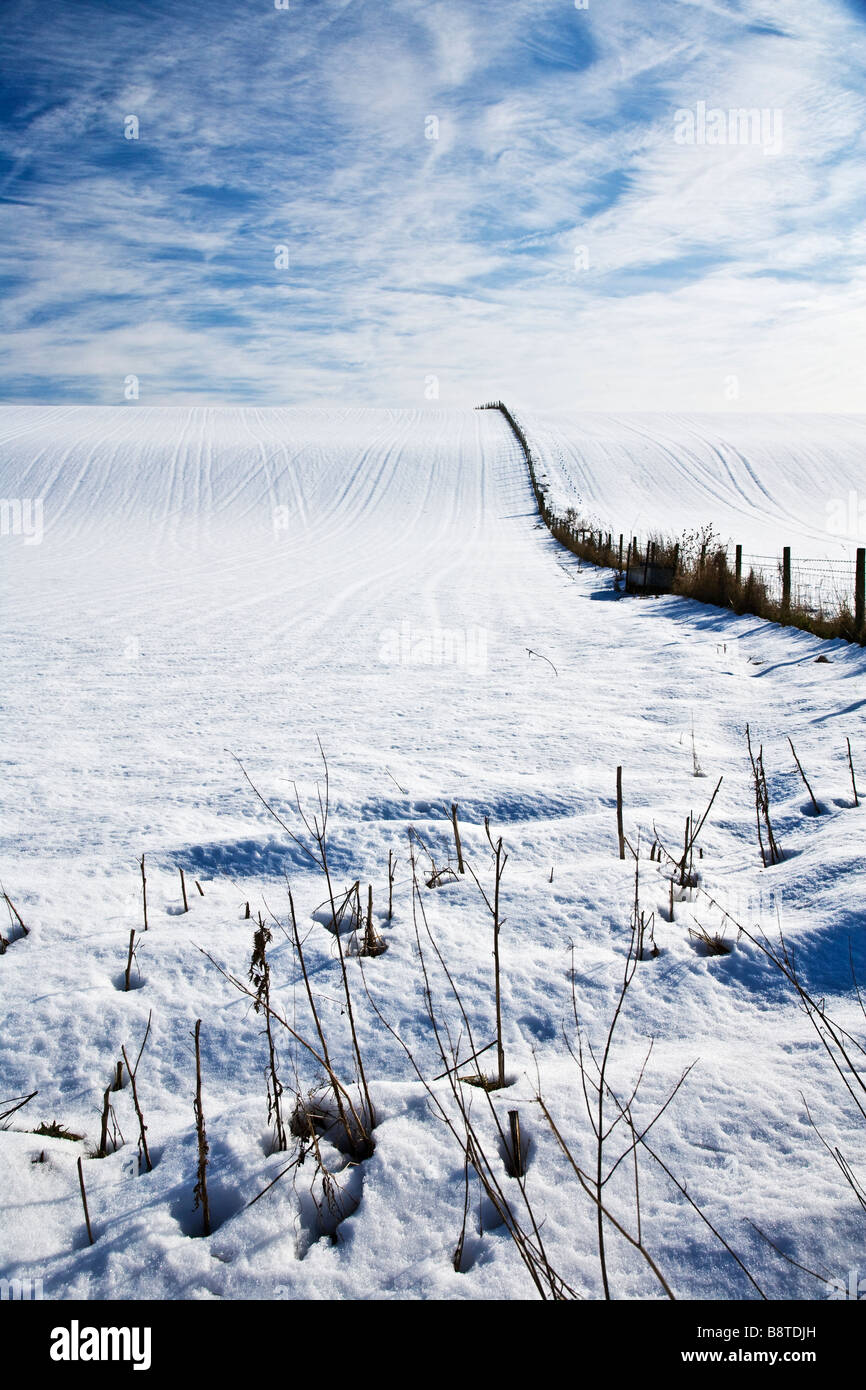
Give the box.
[478,401,865,647]
[32,1120,83,1141]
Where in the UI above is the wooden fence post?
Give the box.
[782,546,791,611]
[735,544,742,586]
[856,548,865,635]
[616,766,625,860]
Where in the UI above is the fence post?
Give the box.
[618,534,623,568]
[782,546,791,611]
[735,544,742,586]
[856,548,865,635]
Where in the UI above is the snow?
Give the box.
[1,404,865,1301]
[521,409,866,560]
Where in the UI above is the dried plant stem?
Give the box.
[124,929,136,992]
[847,737,859,807]
[453,1148,471,1272]
[0,1090,38,1125]
[285,890,356,1144]
[678,776,722,884]
[591,947,634,1296]
[327,871,374,1128]
[602,1080,766,1299]
[249,922,287,1152]
[450,802,465,873]
[201,941,370,1154]
[788,737,820,813]
[77,1156,94,1245]
[508,1110,524,1178]
[139,854,148,931]
[1,890,28,937]
[98,1085,112,1158]
[554,923,695,1301]
[192,1019,210,1236]
[466,817,509,1088]
[246,1151,305,1209]
[536,1096,674,1299]
[407,843,565,1295]
[122,1041,153,1173]
[388,849,394,920]
[358,854,572,1299]
[680,815,691,888]
[491,830,506,1088]
[746,726,781,866]
[229,743,375,1145]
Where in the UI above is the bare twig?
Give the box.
[847,737,859,807]
[526,648,558,677]
[139,854,148,932]
[0,1090,38,1127]
[788,737,820,814]
[388,849,395,920]
[1,888,29,938]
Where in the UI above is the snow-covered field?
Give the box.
[523,410,866,560]
[2,404,865,1301]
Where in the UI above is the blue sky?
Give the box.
[0,0,864,409]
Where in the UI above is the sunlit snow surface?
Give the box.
[524,410,866,558]
[1,405,864,1300]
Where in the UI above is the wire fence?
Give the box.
[478,400,866,642]
[738,553,858,615]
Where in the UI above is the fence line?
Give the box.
[733,553,857,615]
[477,401,866,644]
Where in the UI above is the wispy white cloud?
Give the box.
[0,0,864,408]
